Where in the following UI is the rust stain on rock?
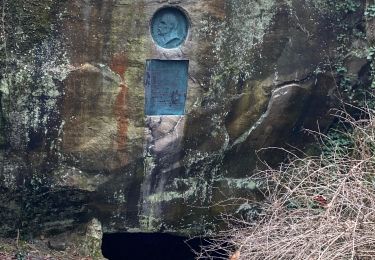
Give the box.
[111,53,129,152]
[110,52,128,81]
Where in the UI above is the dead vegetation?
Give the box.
[0,236,95,260]
[200,106,375,259]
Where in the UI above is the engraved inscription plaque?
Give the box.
[145,60,189,115]
[151,7,189,49]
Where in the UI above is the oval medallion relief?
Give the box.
[151,7,189,49]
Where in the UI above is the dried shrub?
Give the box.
[201,106,375,259]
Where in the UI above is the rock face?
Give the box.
[0,0,371,237]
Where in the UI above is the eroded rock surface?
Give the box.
[0,0,371,238]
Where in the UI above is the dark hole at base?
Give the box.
[102,232,228,260]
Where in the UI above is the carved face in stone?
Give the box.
[158,13,178,36]
[156,13,181,48]
[151,7,188,49]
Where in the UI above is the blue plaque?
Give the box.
[150,7,189,49]
[145,60,189,115]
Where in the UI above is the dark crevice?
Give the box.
[275,73,314,88]
[102,233,227,260]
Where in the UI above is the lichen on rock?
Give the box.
[0,0,372,243]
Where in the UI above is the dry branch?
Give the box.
[200,107,375,260]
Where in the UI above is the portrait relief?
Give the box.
[151,7,189,49]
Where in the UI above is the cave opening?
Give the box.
[102,232,227,260]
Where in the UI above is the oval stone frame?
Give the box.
[150,6,189,49]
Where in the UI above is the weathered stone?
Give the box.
[367,0,375,43]
[79,218,105,259]
[45,218,105,259]
[47,239,67,251]
[0,0,371,239]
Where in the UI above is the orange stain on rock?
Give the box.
[111,53,129,152]
[110,52,127,81]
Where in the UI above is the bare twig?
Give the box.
[200,107,375,260]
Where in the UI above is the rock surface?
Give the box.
[0,0,371,239]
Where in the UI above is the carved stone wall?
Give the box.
[0,0,370,237]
